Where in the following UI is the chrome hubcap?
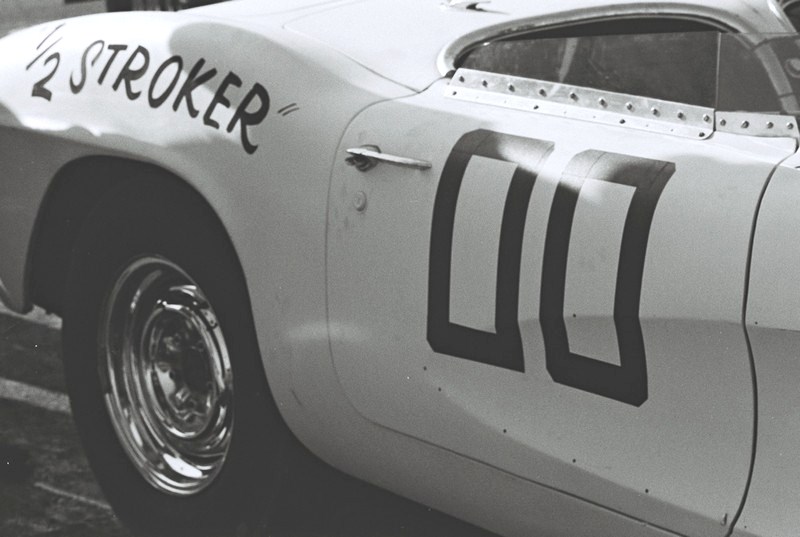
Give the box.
[100,256,233,496]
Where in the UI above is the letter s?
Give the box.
[70,40,105,95]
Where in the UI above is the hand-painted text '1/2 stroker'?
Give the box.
[28,33,270,155]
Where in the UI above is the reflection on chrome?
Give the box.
[99,256,233,496]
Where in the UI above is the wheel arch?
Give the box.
[27,156,245,318]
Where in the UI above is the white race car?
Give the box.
[1,0,800,536]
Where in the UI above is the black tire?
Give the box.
[62,176,292,536]
[105,0,133,11]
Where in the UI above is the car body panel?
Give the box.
[0,12,411,502]
[326,79,794,536]
[738,153,800,537]
[0,9,409,308]
[1,1,800,537]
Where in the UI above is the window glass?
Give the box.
[459,20,721,107]
[717,35,782,113]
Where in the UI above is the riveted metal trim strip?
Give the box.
[716,112,799,138]
[447,68,715,139]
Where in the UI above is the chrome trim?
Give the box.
[346,147,432,170]
[437,12,736,77]
[448,68,715,139]
[716,111,799,138]
[100,256,234,497]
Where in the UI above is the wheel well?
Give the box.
[28,157,216,316]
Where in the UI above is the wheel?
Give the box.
[62,176,292,536]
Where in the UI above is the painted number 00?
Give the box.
[427,129,675,406]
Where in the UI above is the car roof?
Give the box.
[259,0,793,91]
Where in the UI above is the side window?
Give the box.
[458,18,720,107]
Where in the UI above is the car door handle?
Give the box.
[345,146,432,172]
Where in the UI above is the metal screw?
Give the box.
[677,111,685,120]
[720,119,727,126]
[458,75,465,83]
[789,122,796,130]
[741,120,750,129]
[651,107,660,116]
[619,119,626,124]
[569,91,578,101]
[767,121,774,129]
[702,114,711,122]
[507,83,515,92]
[598,97,607,107]
[354,191,367,212]
[481,79,488,87]
[538,88,547,97]
[625,102,634,111]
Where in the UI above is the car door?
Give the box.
[327,22,796,536]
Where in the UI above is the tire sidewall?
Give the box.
[63,179,288,536]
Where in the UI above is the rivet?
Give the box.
[481,79,488,87]
[703,114,711,122]
[789,122,796,130]
[507,83,515,92]
[569,91,578,101]
[625,102,634,111]
[767,121,774,129]
[353,191,367,212]
[598,97,607,107]
[458,75,465,83]
[741,120,750,129]
[651,107,660,116]
[538,88,547,97]
[677,111,685,120]
[720,119,727,126]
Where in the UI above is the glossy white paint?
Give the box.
[0,1,797,537]
[738,155,800,537]
[326,81,793,536]
[449,155,514,330]
[0,13,412,527]
[564,180,634,365]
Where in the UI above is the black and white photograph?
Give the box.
[2,1,800,536]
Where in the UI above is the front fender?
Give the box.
[0,9,411,452]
